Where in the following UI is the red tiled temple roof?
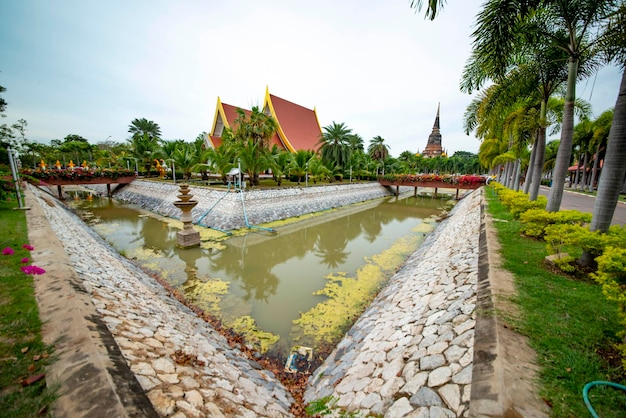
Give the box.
[207,99,252,149]
[206,88,322,153]
[263,88,322,152]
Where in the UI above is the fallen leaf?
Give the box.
[21,374,45,386]
[21,347,29,354]
[33,355,41,361]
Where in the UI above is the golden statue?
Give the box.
[68,160,75,169]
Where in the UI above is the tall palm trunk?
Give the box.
[579,68,626,266]
[589,68,626,233]
[524,141,537,194]
[587,144,601,192]
[529,121,547,201]
[513,159,521,192]
[580,152,589,191]
[547,58,578,212]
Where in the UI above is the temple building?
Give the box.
[420,104,446,158]
[205,87,322,153]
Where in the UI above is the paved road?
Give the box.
[538,186,625,226]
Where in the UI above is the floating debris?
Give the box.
[284,346,313,373]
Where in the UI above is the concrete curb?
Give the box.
[469,192,549,417]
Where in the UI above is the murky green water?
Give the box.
[70,193,450,357]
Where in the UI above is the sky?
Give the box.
[0,0,622,158]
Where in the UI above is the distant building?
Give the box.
[205,87,322,153]
[421,104,446,158]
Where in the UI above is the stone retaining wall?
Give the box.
[86,180,400,231]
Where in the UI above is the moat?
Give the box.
[68,192,450,359]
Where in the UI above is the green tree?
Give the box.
[287,149,314,184]
[409,0,447,20]
[0,84,7,116]
[202,139,236,184]
[317,122,353,170]
[585,4,626,236]
[267,146,291,186]
[230,107,277,186]
[367,135,390,163]
[128,118,162,140]
[128,133,163,175]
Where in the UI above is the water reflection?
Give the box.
[71,193,449,355]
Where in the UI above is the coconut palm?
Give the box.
[586,109,613,192]
[128,118,161,140]
[267,146,291,186]
[202,139,236,184]
[287,149,314,184]
[231,107,277,185]
[586,3,626,234]
[128,133,164,175]
[409,0,447,20]
[348,134,365,153]
[317,122,353,170]
[368,135,390,163]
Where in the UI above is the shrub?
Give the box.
[496,187,547,219]
[591,246,626,368]
[520,209,592,239]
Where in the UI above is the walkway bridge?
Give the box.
[25,175,137,199]
[378,175,486,199]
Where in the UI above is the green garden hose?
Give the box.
[583,380,626,417]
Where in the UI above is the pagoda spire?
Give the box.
[421,103,443,158]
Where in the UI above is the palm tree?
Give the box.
[231,107,277,185]
[348,134,365,153]
[367,135,390,164]
[267,146,290,186]
[128,118,161,140]
[585,3,626,234]
[171,142,202,180]
[287,150,314,184]
[317,122,353,170]
[202,140,236,184]
[409,0,447,20]
[586,109,612,192]
[464,0,615,212]
[128,133,164,175]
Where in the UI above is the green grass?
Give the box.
[0,200,57,417]
[485,186,626,417]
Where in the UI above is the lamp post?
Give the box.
[7,147,26,209]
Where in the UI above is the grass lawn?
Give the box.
[0,199,56,417]
[485,186,626,417]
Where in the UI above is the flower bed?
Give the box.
[380,174,487,187]
[21,167,136,182]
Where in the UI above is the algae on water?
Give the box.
[292,233,427,346]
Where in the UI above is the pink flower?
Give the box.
[20,265,46,275]
[22,244,34,251]
[21,257,29,263]
[2,247,15,255]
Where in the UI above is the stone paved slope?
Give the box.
[304,188,481,416]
